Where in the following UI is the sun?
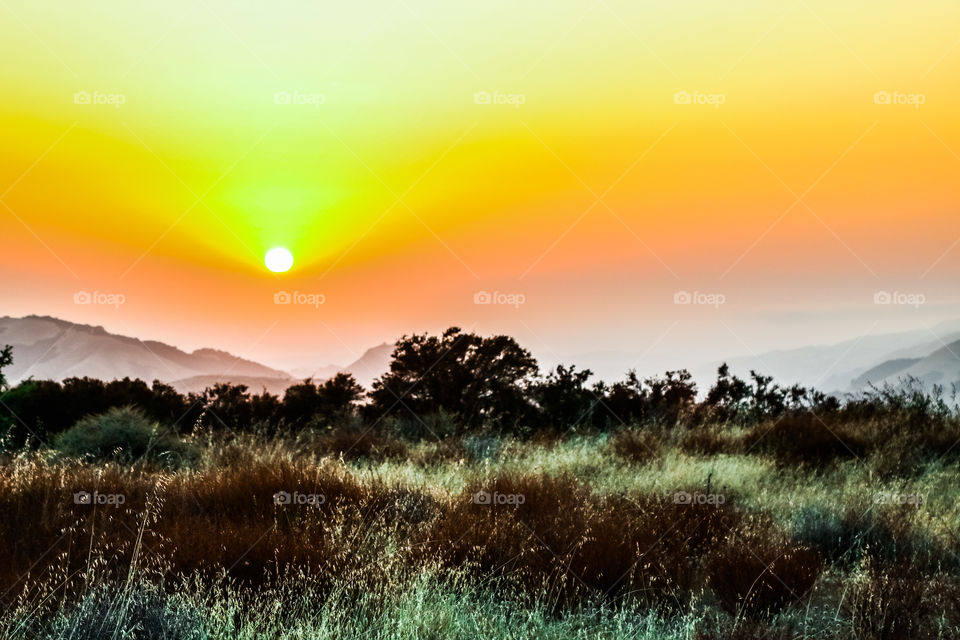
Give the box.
[264,247,294,273]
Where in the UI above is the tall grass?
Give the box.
[1,424,959,638]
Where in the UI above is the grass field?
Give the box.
[2,414,960,639]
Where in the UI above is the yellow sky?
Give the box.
[1,0,959,371]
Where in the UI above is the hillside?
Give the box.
[0,315,291,386]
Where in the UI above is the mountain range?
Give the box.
[716,319,960,394]
[0,316,391,394]
[2,315,959,397]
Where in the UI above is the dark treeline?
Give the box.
[0,327,955,449]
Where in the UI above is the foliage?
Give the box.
[53,406,197,466]
[1,377,190,447]
[0,344,12,391]
[281,373,365,429]
[366,327,538,431]
[528,364,597,432]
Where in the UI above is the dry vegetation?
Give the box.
[2,418,960,639]
[2,337,959,638]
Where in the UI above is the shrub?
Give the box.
[54,406,197,466]
[528,365,597,433]
[1,377,192,448]
[0,345,12,392]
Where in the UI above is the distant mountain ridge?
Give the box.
[0,315,395,395]
[713,321,960,395]
[3,314,958,396]
[286,343,393,389]
[851,339,960,391]
[0,315,292,389]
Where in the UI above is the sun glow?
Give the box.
[264,247,294,273]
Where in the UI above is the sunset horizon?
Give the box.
[3,3,960,637]
[3,0,960,374]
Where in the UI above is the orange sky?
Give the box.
[1,0,959,374]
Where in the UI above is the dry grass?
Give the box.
[422,471,743,608]
[1,427,958,638]
[703,520,823,618]
[0,455,389,602]
[608,429,662,463]
[298,428,409,462]
[845,557,960,640]
[744,414,869,467]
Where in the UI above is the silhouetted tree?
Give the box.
[529,365,596,432]
[249,391,282,432]
[281,373,364,429]
[698,363,752,424]
[141,380,191,425]
[0,345,12,391]
[644,370,697,425]
[598,371,648,428]
[0,375,193,446]
[320,373,365,415]
[191,383,253,431]
[367,328,538,431]
[705,364,750,409]
[701,365,833,424]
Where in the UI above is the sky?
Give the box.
[1,0,959,378]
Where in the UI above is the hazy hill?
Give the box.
[340,343,393,388]
[712,320,960,393]
[0,315,291,386]
[850,358,922,389]
[289,343,394,389]
[0,315,395,393]
[168,374,297,396]
[849,339,960,391]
